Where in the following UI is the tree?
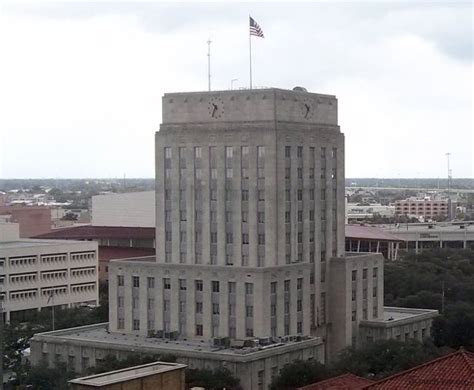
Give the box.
[186,367,241,390]
[23,361,74,389]
[333,339,441,379]
[269,360,331,390]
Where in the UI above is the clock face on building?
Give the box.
[299,99,313,120]
[208,97,225,119]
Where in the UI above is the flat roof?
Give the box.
[382,221,474,234]
[0,239,93,250]
[33,323,322,359]
[35,225,155,240]
[360,307,438,327]
[345,225,404,242]
[69,361,186,387]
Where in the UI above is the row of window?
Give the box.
[351,267,378,281]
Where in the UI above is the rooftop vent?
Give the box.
[292,86,308,92]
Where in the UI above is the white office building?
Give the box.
[0,223,98,322]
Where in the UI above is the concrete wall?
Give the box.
[92,192,155,228]
[0,223,20,242]
[328,253,384,360]
[0,239,99,320]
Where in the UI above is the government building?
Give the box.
[31,88,437,389]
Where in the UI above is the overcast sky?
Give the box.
[0,1,472,179]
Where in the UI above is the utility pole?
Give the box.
[207,39,212,91]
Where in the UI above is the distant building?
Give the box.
[91,191,155,228]
[382,221,474,253]
[0,205,52,237]
[394,197,449,219]
[0,223,98,322]
[345,225,404,260]
[346,203,395,223]
[35,225,155,283]
[69,361,186,390]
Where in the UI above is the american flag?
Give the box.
[249,16,264,38]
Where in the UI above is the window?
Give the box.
[147,298,154,310]
[310,189,315,200]
[195,302,203,313]
[286,232,291,244]
[118,296,124,307]
[352,289,356,301]
[180,210,186,221]
[165,147,172,159]
[245,283,254,295]
[298,210,303,222]
[195,146,202,158]
[258,212,265,223]
[285,146,291,158]
[310,210,315,221]
[298,232,303,243]
[226,168,233,178]
[284,280,290,292]
[363,268,368,279]
[246,328,254,337]
[163,300,170,311]
[258,190,265,201]
[242,168,249,179]
[321,189,326,200]
[363,308,368,320]
[228,281,236,294]
[242,190,249,201]
[211,232,217,243]
[363,288,368,299]
[373,267,378,278]
[285,167,291,179]
[117,275,124,286]
[229,304,236,316]
[212,303,220,315]
[271,282,277,294]
[165,210,172,222]
[196,324,203,336]
[210,189,217,200]
[257,146,265,158]
[271,304,276,316]
[242,146,249,157]
[373,286,377,297]
[373,306,378,318]
[163,278,171,290]
[195,169,202,179]
[297,299,302,312]
[285,211,291,223]
[246,305,253,317]
[226,233,233,244]
[352,311,356,321]
[352,270,357,281]
[179,279,187,290]
[133,320,140,331]
[132,276,140,288]
[226,211,232,223]
[211,168,217,180]
[242,211,248,223]
[297,278,303,290]
[297,189,303,201]
[212,281,220,293]
[195,280,203,292]
[210,211,217,222]
[147,277,155,289]
[258,234,265,245]
[226,146,233,159]
[242,234,249,244]
[309,168,315,179]
[297,146,303,158]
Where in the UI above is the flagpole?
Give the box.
[249,22,253,90]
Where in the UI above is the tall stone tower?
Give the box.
[150,87,345,340]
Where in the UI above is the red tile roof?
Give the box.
[298,373,374,390]
[34,225,155,240]
[364,349,474,389]
[345,225,403,242]
[99,246,155,261]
